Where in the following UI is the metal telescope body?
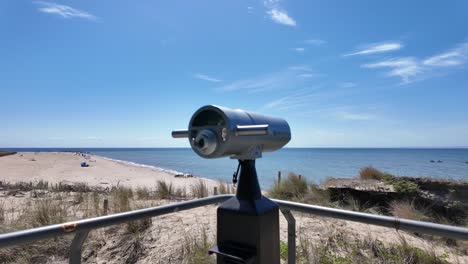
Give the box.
[172,105,291,264]
[172,105,291,160]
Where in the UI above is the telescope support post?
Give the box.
[210,160,280,264]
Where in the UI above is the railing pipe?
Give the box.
[274,199,468,241]
[0,195,232,248]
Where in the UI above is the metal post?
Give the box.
[281,209,296,264]
[69,230,89,264]
[278,171,281,184]
[103,199,108,215]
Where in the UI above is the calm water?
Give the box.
[6,148,468,188]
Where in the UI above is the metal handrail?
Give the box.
[0,194,233,248]
[1,194,467,264]
[274,199,468,241]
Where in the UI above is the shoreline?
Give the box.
[0,152,219,191]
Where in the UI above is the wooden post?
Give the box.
[277,171,282,184]
[103,199,108,215]
[214,187,218,195]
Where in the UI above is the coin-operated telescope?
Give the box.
[172,105,291,264]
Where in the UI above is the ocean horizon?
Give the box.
[4,148,468,187]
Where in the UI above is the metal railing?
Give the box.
[1,194,467,264]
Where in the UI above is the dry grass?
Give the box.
[217,180,234,195]
[136,187,151,200]
[298,229,450,264]
[29,196,68,227]
[111,186,133,213]
[359,166,386,180]
[155,181,175,199]
[268,173,308,201]
[181,226,215,264]
[390,200,427,221]
[191,180,208,198]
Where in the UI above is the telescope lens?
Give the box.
[197,138,205,148]
[193,129,218,156]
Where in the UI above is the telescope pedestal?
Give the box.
[210,160,280,264]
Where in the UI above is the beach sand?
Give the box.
[0,152,465,263]
[0,152,218,191]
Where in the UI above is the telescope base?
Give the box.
[211,196,280,264]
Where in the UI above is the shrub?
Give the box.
[359,166,385,180]
[393,180,419,195]
[268,173,308,201]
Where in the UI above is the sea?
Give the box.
[5,148,468,188]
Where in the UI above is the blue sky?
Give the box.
[1,0,467,148]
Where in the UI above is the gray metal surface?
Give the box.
[0,195,232,248]
[174,105,291,159]
[280,209,296,264]
[275,199,468,241]
[69,230,89,264]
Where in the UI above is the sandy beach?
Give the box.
[0,152,218,191]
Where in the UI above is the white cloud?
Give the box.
[298,73,316,78]
[423,43,468,67]
[304,39,326,45]
[35,1,97,20]
[335,111,375,121]
[339,82,357,88]
[345,42,403,57]
[361,42,468,84]
[293,47,305,52]
[267,8,296,26]
[263,91,318,111]
[362,57,422,83]
[193,73,222,82]
[216,66,313,93]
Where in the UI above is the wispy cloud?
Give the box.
[262,91,319,111]
[263,92,378,121]
[362,57,421,84]
[304,39,326,45]
[193,73,222,82]
[293,47,305,52]
[298,73,316,78]
[362,41,468,83]
[344,42,403,57]
[339,82,357,88]
[335,111,376,121]
[423,43,468,67]
[35,1,97,20]
[215,66,314,93]
[264,0,296,26]
[247,6,254,13]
